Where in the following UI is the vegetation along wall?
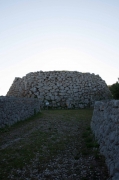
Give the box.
[7,71,112,108]
[0,96,40,128]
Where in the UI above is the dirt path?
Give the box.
[0,109,110,180]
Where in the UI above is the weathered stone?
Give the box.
[115,162,119,171]
[7,71,112,108]
[91,100,119,179]
[112,173,119,180]
[0,96,40,128]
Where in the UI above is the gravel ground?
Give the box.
[0,109,110,180]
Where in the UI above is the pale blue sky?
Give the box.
[0,0,119,95]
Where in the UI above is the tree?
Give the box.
[109,82,119,99]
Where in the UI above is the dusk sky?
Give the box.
[0,0,119,95]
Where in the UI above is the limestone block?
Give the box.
[112,173,119,180]
[7,71,112,109]
[79,104,84,108]
[51,96,55,101]
[31,87,37,93]
[74,89,79,93]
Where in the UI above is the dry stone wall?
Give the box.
[7,71,112,108]
[0,96,40,128]
[91,100,119,180]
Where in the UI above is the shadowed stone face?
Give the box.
[91,100,119,179]
[0,96,40,128]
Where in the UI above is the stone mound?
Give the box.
[7,71,112,108]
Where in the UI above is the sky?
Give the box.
[0,0,119,95]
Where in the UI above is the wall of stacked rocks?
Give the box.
[91,100,119,180]
[0,96,40,128]
[7,71,112,108]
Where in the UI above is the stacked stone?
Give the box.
[91,100,119,180]
[7,71,112,108]
[0,96,40,128]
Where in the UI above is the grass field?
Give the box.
[0,109,109,180]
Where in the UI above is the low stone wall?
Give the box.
[0,96,40,128]
[91,100,119,180]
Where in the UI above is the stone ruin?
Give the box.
[0,96,40,128]
[91,100,119,180]
[7,71,112,108]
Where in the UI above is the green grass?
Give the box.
[0,108,109,179]
[80,121,102,161]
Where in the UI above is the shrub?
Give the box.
[109,82,119,99]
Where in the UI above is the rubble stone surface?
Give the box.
[91,100,119,180]
[7,71,112,108]
[0,96,40,128]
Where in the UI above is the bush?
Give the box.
[109,82,119,99]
